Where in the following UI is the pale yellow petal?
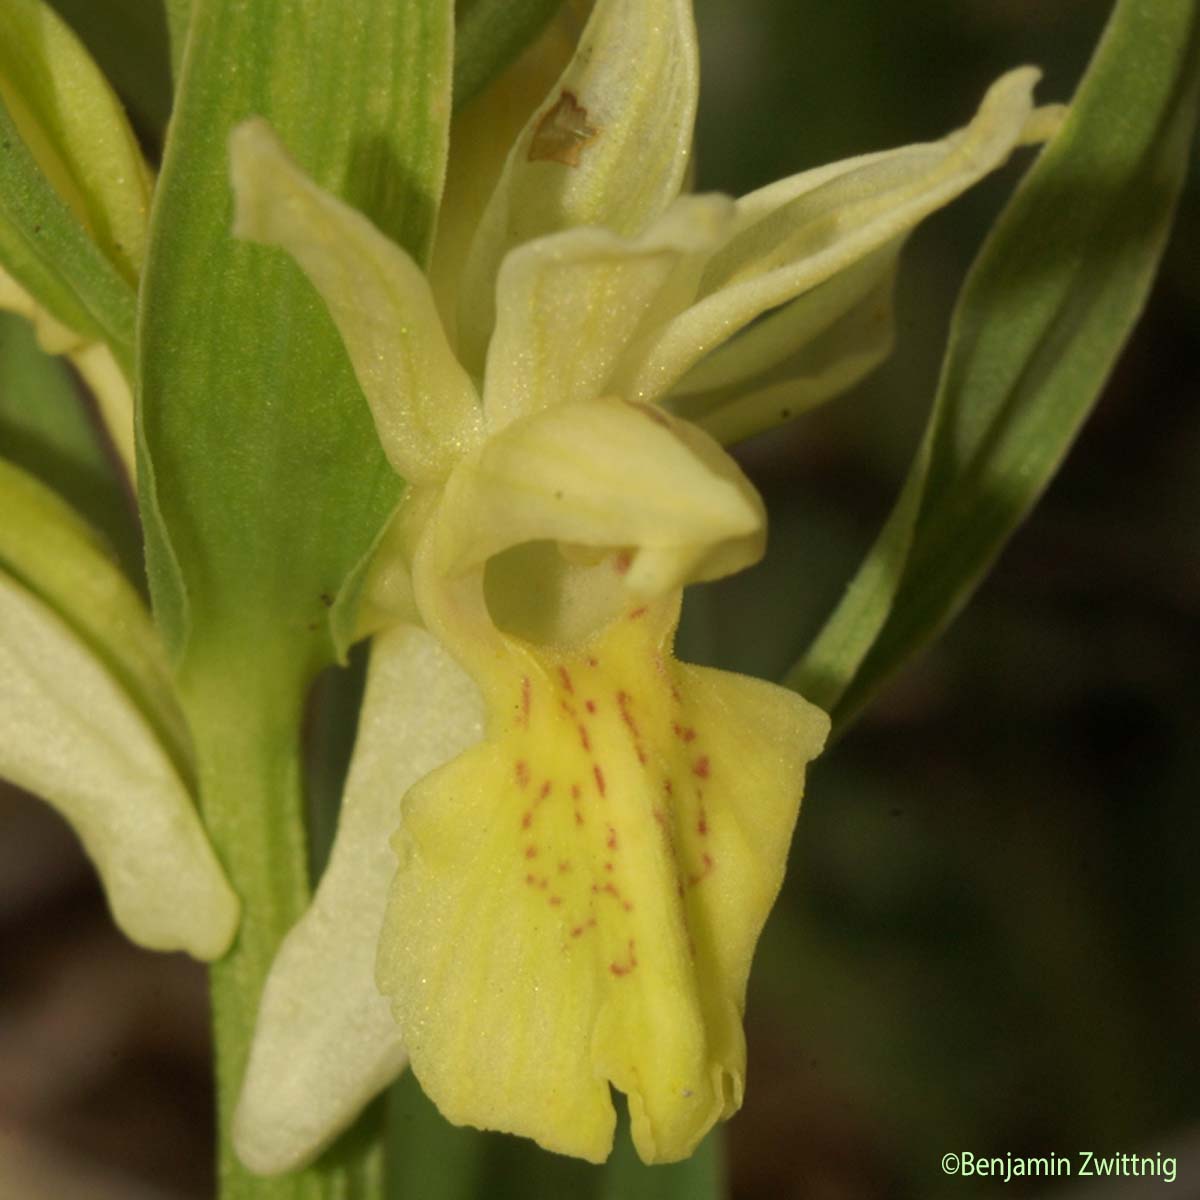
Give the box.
[670,251,898,444]
[435,396,764,598]
[378,598,827,1162]
[229,119,482,483]
[483,195,734,431]
[457,0,698,371]
[234,625,483,1175]
[617,68,1049,403]
[0,572,237,959]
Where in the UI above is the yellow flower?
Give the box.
[227,0,1060,1173]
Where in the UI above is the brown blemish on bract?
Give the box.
[528,90,599,167]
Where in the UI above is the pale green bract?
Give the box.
[227,0,1060,1174]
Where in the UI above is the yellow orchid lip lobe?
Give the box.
[379,592,828,1164]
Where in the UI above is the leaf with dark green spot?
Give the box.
[787,0,1200,729]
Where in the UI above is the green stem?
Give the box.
[180,649,383,1200]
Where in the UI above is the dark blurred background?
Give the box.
[1,1,1196,1197]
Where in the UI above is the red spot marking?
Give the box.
[617,691,639,736]
[578,724,591,752]
[558,860,571,873]
[673,723,696,743]
[525,874,537,886]
[537,876,549,890]
[697,807,709,837]
[604,861,614,873]
[587,656,599,668]
[574,809,585,826]
[570,783,581,799]
[606,825,618,850]
[614,550,632,575]
[593,764,607,797]
[571,924,585,938]
[585,699,597,714]
[519,676,531,725]
[653,808,669,829]
[628,605,647,620]
[549,895,562,907]
[525,845,538,859]
[636,747,647,764]
[558,666,575,694]
[515,760,530,787]
[677,882,685,898]
[538,781,552,800]
[610,939,638,977]
[688,852,715,889]
[521,811,533,830]
[670,685,682,702]
[693,756,710,779]
[623,900,633,912]
[663,779,674,796]
[559,698,578,718]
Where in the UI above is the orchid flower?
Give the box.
[0,1,236,961]
[226,0,1059,1173]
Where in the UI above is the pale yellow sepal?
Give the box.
[0,572,237,959]
[457,0,699,370]
[234,625,483,1175]
[436,395,763,600]
[616,68,1048,405]
[229,119,482,484]
[671,250,899,444]
[378,596,828,1162]
[483,194,734,432]
[0,0,152,282]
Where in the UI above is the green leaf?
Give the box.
[0,94,135,367]
[787,0,1200,727]
[0,310,140,577]
[139,0,452,667]
[164,0,191,86]
[453,0,566,113]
